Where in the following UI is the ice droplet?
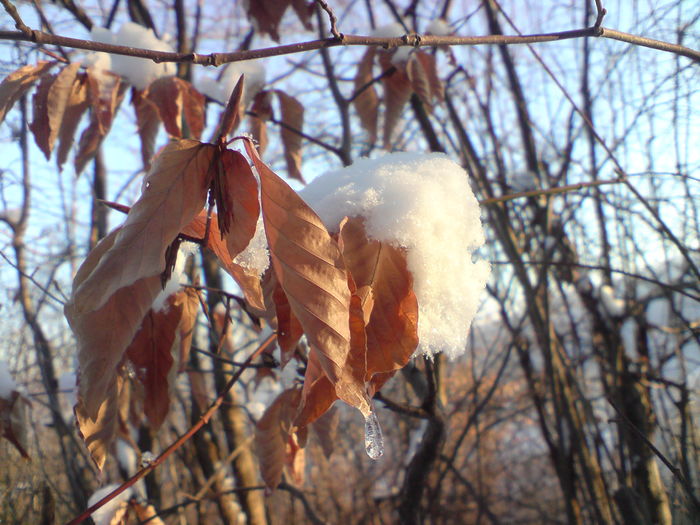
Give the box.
[364,411,384,459]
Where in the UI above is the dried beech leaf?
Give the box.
[249,90,272,156]
[0,61,55,125]
[379,53,411,149]
[74,69,126,174]
[275,91,304,183]
[30,62,81,159]
[125,298,182,429]
[245,0,288,42]
[294,348,336,428]
[174,287,201,372]
[132,87,160,170]
[144,76,206,140]
[181,211,265,311]
[28,74,52,158]
[72,139,214,315]
[268,274,303,366]
[74,373,129,471]
[415,51,444,103]
[353,48,379,144]
[0,391,32,459]
[56,73,90,170]
[290,0,314,30]
[132,502,166,525]
[406,54,432,111]
[217,149,260,256]
[256,388,302,489]
[217,74,244,140]
[311,405,338,458]
[339,217,418,379]
[65,227,164,419]
[245,141,370,414]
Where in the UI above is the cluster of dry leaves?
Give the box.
[0,52,426,490]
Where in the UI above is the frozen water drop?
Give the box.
[364,411,384,459]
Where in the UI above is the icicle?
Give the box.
[364,411,385,459]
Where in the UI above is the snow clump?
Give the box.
[425,19,452,36]
[196,60,266,107]
[90,22,176,90]
[371,23,412,64]
[233,217,270,276]
[301,152,490,359]
[87,484,133,525]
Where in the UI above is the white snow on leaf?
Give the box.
[90,22,176,90]
[301,152,490,359]
[233,217,270,276]
[195,60,266,107]
[425,19,452,36]
[0,360,16,399]
[152,241,198,312]
[87,484,132,525]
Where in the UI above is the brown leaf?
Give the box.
[65,227,164,420]
[311,405,338,458]
[294,348,335,428]
[268,274,303,366]
[181,211,265,311]
[132,502,166,525]
[415,51,444,103]
[244,140,370,415]
[339,217,418,380]
[72,139,214,315]
[56,73,90,170]
[174,287,201,372]
[29,62,81,159]
[217,74,245,140]
[406,53,433,111]
[0,61,55,126]
[275,91,304,183]
[144,76,206,140]
[132,87,160,170]
[74,372,130,471]
[74,68,126,174]
[214,148,260,256]
[187,369,210,413]
[125,297,182,429]
[290,0,314,30]
[249,90,272,156]
[245,0,289,42]
[0,391,32,459]
[256,387,302,489]
[379,52,411,149]
[353,48,379,144]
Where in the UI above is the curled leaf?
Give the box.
[0,61,55,125]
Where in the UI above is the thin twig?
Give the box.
[0,0,33,36]
[66,333,277,525]
[315,0,342,39]
[479,177,624,205]
[592,0,606,32]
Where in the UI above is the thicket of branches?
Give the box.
[0,1,698,524]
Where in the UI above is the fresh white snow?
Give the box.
[90,22,176,90]
[195,60,266,107]
[301,152,490,359]
[87,484,133,525]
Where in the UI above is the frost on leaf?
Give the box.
[0,61,55,126]
[244,140,370,415]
